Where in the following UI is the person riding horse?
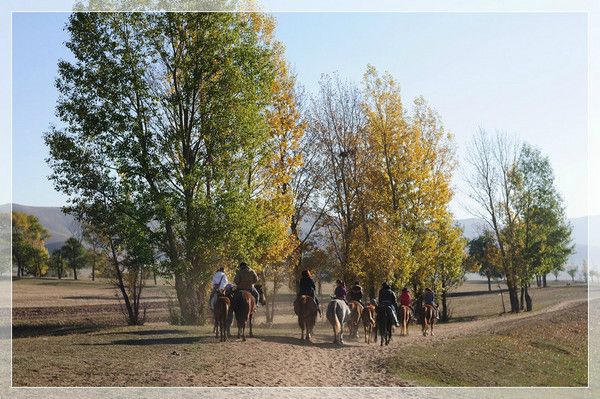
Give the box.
[209,267,229,310]
[423,287,440,319]
[334,280,347,302]
[234,262,260,304]
[378,282,400,327]
[297,269,321,316]
[348,281,364,306]
[399,287,417,321]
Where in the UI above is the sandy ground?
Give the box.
[11,282,591,387]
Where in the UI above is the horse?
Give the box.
[376,304,394,346]
[421,304,435,336]
[361,304,376,344]
[296,295,319,342]
[399,305,411,336]
[326,299,351,345]
[213,292,231,342]
[347,300,364,339]
[230,285,265,341]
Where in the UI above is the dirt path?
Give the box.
[180,298,589,387]
[12,284,592,387]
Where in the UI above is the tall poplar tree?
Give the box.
[46,12,279,324]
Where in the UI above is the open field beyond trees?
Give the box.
[12,278,590,387]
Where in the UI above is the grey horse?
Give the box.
[326,299,351,344]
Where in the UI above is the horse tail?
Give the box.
[326,300,341,339]
[333,301,341,337]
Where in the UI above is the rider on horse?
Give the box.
[399,287,417,321]
[378,282,400,327]
[348,281,364,306]
[334,280,347,304]
[423,287,440,319]
[234,262,260,304]
[297,269,321,316]
[209,267,229,310]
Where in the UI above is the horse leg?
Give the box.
[249,314,254,338]
[332,325,337,344]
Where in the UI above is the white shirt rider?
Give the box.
[212,269,228,290]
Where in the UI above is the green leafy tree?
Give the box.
[512,144,574,309]
[61,237,87,280]
[466,132,573,313]
[467,230,503,292]
[46,12,281,324]
[49,249,66,279]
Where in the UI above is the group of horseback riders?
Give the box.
[297,269,439,324]
[210,263,439,339]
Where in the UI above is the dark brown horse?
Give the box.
[376,304,394,346]
[296,295,319,342]
[361,304,376,344]
[230,285,265,341]
[213,292,231,342]
[347,300,364,339]
[421,304,435,336]
[399,305,411,336]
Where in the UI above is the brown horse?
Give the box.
[361,304,376,344]
[399,305,411,336]
[296,295,319,342]
[230,285,265,341]
[347,300,364,339]
[213,292,231,342]
[421,304,435,336]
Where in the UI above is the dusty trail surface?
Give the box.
[12,294,589,386]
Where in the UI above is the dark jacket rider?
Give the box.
[378,282,400,327]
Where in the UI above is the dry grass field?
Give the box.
[11,277,590,387]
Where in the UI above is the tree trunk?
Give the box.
[175,273,207,325]
[497,281,506,314]
[153,271,157,285]
[487,275,492,292]
[542,274,547,288]
[524,285,532,311]
[91,256,95,281]
[73,267,78,280]
[317,277,322,296]
[520,286,525,311]
[441,289,449,322]
[536,275,541,288]
[269,283,277,323]
[508,287,520,313]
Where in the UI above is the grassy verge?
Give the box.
[388,303,588,386]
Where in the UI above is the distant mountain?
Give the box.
[2,203,599,266]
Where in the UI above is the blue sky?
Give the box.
[11,12,588,219]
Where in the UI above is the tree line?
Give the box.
[42,11,574,325]
[12,212,109,280]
